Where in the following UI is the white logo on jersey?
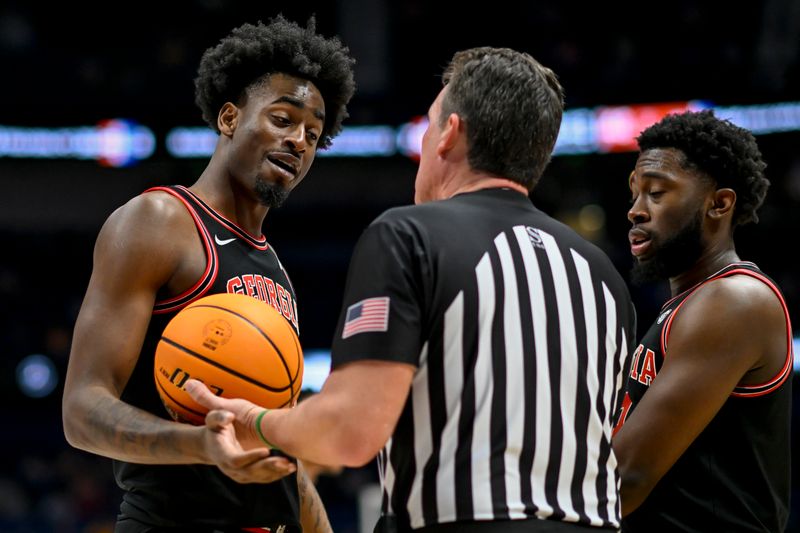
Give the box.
[525,226,546,249]
[657,308,673,324]
[214,235,237,246]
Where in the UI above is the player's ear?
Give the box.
[708,188,736,219]
[218,103,239,137]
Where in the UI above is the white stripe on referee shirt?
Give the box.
[495,232,526,518]
[541,231,581,522]
[383,438,396,516]
[572,249,606,526]
[601,283,621,523]
[409,343,431,529]
[471,253,496,519]
[436,291,465,523]
[512,226,554,518]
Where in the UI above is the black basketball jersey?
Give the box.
[113,185,301,530]
[616,262,793,532]
[330,188,637,530]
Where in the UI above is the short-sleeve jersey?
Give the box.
[331,188,637,530]
[615,262,793,532]
[112,185,302,531]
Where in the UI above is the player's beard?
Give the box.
[630,209,705,285]
[255,178,290,208]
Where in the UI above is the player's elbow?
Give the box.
[62,388,95,451]
[63,424,87,451]
[62,394,85,449]
[618,464,657,516]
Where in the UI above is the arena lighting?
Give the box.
[156,99,800,159]
[166,125,398,159]
[594,101,711,153]
[795,339,800,373]
[1,101,799,163]
[165,127,218,157]
[300,349,333,392]
[714,101,800,135]
[16,354,59,398]
[395,116,429,161]
[322,125,396,156]
[552,107,597,155]
[0,119,155,167]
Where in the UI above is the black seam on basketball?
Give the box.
[154,374,207,418]
[187,303,298,390]
[160,336,291,392]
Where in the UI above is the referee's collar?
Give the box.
[453,186,530,199]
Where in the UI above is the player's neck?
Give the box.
[190,171,269,236]
[669,247,740,296]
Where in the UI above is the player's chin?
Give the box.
[255,179,291,208]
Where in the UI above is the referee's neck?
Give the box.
[450,176,528,198]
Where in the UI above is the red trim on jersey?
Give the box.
[727,269,793,397]
[177,185,269,250]
[660,297,687,356]
[145,187,219,314]
[660,264,793,398]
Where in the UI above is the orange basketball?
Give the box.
[154,293,303,425]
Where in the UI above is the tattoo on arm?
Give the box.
[81,394,195,463]
[298,464,332,533]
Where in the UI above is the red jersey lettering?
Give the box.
[638,349,657,385]
[227,277,244,294]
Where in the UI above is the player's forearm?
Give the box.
[63,386,207,464]
[298,463,333,533]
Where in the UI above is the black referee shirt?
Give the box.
[331,188,636,530]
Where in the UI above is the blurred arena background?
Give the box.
[1,1,798,531]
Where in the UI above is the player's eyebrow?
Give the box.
[272,95,325,122]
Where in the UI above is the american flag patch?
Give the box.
[342,297,390,339]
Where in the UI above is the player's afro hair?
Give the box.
[194,15,356,149]
[637,110,769,226]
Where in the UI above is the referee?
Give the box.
[188,47,637,532]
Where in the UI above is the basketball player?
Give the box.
[62,16,355,533]
[188,47,637,532]
[612,110,792,532]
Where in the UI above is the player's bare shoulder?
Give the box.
[675,273,788,376]
[695,273,784,322]
[111,189,194,234]
[92,189,199,285]
[667,274,781,344]
[99,190,194,249]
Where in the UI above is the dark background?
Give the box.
[0,1,798,531]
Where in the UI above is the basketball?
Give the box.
[153,293,303,425]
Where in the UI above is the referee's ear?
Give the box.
[436,112,464,157]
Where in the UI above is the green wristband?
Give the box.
[254,409,278,450]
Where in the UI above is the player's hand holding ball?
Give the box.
[154,292,304,424]
[153,293,303,481]
[185,379,272,451]
[190,384,297,483]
